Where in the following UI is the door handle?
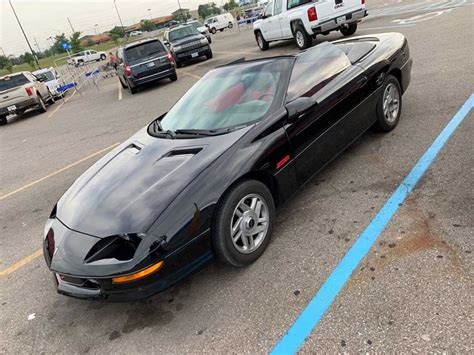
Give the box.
[357,76,368,86]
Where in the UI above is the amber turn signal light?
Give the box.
[112,261,164,284]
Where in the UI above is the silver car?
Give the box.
[0,71,55,125]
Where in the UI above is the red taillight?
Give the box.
[124,64,132,76]
[361,0,365,4]
[25,86,33,96]
[307,6,318,22]
[167,51,174,63]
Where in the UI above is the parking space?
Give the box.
[1,0,473,353]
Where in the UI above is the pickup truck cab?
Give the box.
[0,71,55,125]
[253,0,367,50]
[67,50,107,66]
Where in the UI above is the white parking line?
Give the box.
[118,80,122,101]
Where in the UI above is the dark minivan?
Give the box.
[116,39,177,94]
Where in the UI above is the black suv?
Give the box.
[116,39,177,94]
[164,25,212,68]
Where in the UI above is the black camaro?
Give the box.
[44,33,412,301]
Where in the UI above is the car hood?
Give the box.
[56,125,250,238]
[171,34,204,47]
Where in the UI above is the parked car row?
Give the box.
[116,24,213,94]
[67,50,108,66]
[0,71,57,125]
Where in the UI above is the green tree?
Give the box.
[0,55,11,70]
[109,26,125,38]
[111,33,121,45]
[140,20,155,32]
[87,38,95,47]
[69,31,83,53]
[198,3,221,19]
[23,52,36,69]
[224,0,238,11]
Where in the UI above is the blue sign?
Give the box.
[61,42,72,50]
[57,82,76,92]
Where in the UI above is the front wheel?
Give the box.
[47,90,55,104]
[212,180,275,267]
[294,26,312,50]
[375,74,402,132]
[340,23,357,36]
[211,27,216,34]
[228,22,233,29]
[205,49,213,59]
[256,31,269,51]
[100,54,106,60]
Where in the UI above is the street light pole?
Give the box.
[147,8,152,20]
[8,0,41,68]
[113,0,125,33]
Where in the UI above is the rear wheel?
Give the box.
[256,31,269,51]
[211,27,216,34]
[212,180,275,267]
[375,75,402,132]
[169,73,178,82]
[38,96,47,113]
[340,23,358,36]
[294,26,312,50]
[100,54,106,60]
[0,115,7,126]
[119,77,127,88]
[127,81,138,94]
[175,60,183,68]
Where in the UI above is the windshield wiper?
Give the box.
[151,120,176,139]
[174,129,223,136]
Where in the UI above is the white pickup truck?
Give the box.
[67,50,107,66]
[253,0,368,50]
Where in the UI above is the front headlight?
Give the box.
[173,45,183,51]
[200,37,209,44]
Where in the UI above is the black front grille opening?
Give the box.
[84,235,142,264]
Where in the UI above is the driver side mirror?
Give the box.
[163,40,170,47]
[285,97,314,123]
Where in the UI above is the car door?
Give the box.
[29,73,49,98]
[271,0,284,39]
[260,1,276,40]
[284,44,372,184]
[89,50,99,61]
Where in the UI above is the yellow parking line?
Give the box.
[0,249,42,278]
[180,71,201,80]
[118,80,122,101]
[214,50,259,56]
[47,102,64,118]
[0,142,120,201]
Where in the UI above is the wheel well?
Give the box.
[388,68,403,92]
[290,20,304,36]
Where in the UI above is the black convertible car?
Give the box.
[44,33,412,301]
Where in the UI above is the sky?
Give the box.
[1,0,221,56]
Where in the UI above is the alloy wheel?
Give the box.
[383,83,400,123]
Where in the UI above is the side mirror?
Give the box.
[164,40,170,47]
[260,14,265,20]
[285,97,314,123]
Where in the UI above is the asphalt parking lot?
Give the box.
[1,0,473,353]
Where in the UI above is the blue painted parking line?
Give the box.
[271,93,474,355]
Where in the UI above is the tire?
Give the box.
[219,28,224,32]
[169,73,178,82]
[175,60,183,68]
[127,81,138,94]
[100,54,106,60]
[119,77,127,89]
[207,36,212,44]
[294,26,312,50]
[38,96,47,113]
[77,60,84,66]
[205,49,213,59]
[47,90,55,104]
[256,31,269,51]
[212,180,275,267]
[0,116,7,126]
[228,22,233,29]
[211,27,216,34]
[340,23,357,36]
[375,74,402,132]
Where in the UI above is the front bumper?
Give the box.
[0,97,37,116]
[311,9,368,34]
[48,229,213,302]
[128,67,176,88]
[174,45,210,63]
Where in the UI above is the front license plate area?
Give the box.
[191,52,199,58]
[146,61,156,68]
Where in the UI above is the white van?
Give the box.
[204,13,235,34]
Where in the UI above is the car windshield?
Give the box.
[190,21,204,29]
[125,41,166,64]
[169,26,199,41]
[157,60,285,133]
[35,71,55,82]
[0,74,29,91]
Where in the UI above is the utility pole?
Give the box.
[33,37,42,53]
[67,17,75,33]
[147,8,152,20]
[0,47,5,56]
[8,0,40,68]
[113,0,125,33]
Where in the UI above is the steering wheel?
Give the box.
[257,92,274,101]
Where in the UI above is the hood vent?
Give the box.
[84,235,142,264]
[165,147,202,157]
